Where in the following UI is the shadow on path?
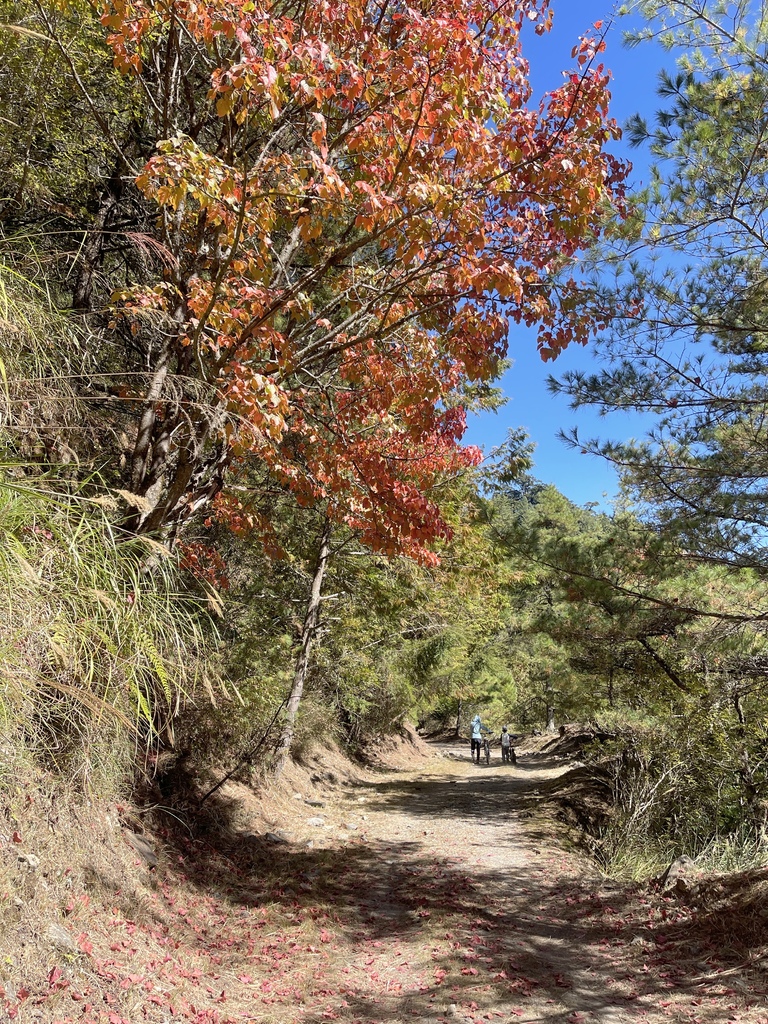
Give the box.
[148,744,767,1024]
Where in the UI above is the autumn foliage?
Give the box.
[96,0,627,560]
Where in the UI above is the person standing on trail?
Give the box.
[470,715,484,764]
[499,724,512,765]
[500,725,514,764]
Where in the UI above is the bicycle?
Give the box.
[482,737,491,765]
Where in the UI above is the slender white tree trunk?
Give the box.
[545,677,556,733]
[273,517,332,774]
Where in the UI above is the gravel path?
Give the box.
[302,740,763,1024]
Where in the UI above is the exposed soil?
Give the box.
[3,735,768,1023]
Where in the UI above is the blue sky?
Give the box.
[465,3,666,507]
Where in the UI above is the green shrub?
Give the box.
[592,704,768,878]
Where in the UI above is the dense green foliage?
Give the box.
[540,0,768,871]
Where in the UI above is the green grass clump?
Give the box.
[0,478,212,784]
[0,243,215,789]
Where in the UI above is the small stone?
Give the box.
[17,853,39,873]
[344,822,358,831]
[658,854,695,891]
[305,799,326,808]
[265,831,290,844]
[306,816,326,826]
[47,922,77,952]
[305,840,315,849]
[124,831,158,869]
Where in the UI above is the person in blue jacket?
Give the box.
[470,714,485,764]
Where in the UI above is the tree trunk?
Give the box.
[545,677,556,733]
[273,517,332,774]
[608,663,615,708]
[72,164,123,312]
[455,699,462,737]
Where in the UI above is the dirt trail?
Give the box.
[11,740,767,1023]
[291,740,763,1024]
[355,743,614,1022]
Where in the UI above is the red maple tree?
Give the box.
[92,0,627,559]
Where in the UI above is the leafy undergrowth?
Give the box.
[2,733,768,1024]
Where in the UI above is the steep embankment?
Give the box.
[2,734,768,1023]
